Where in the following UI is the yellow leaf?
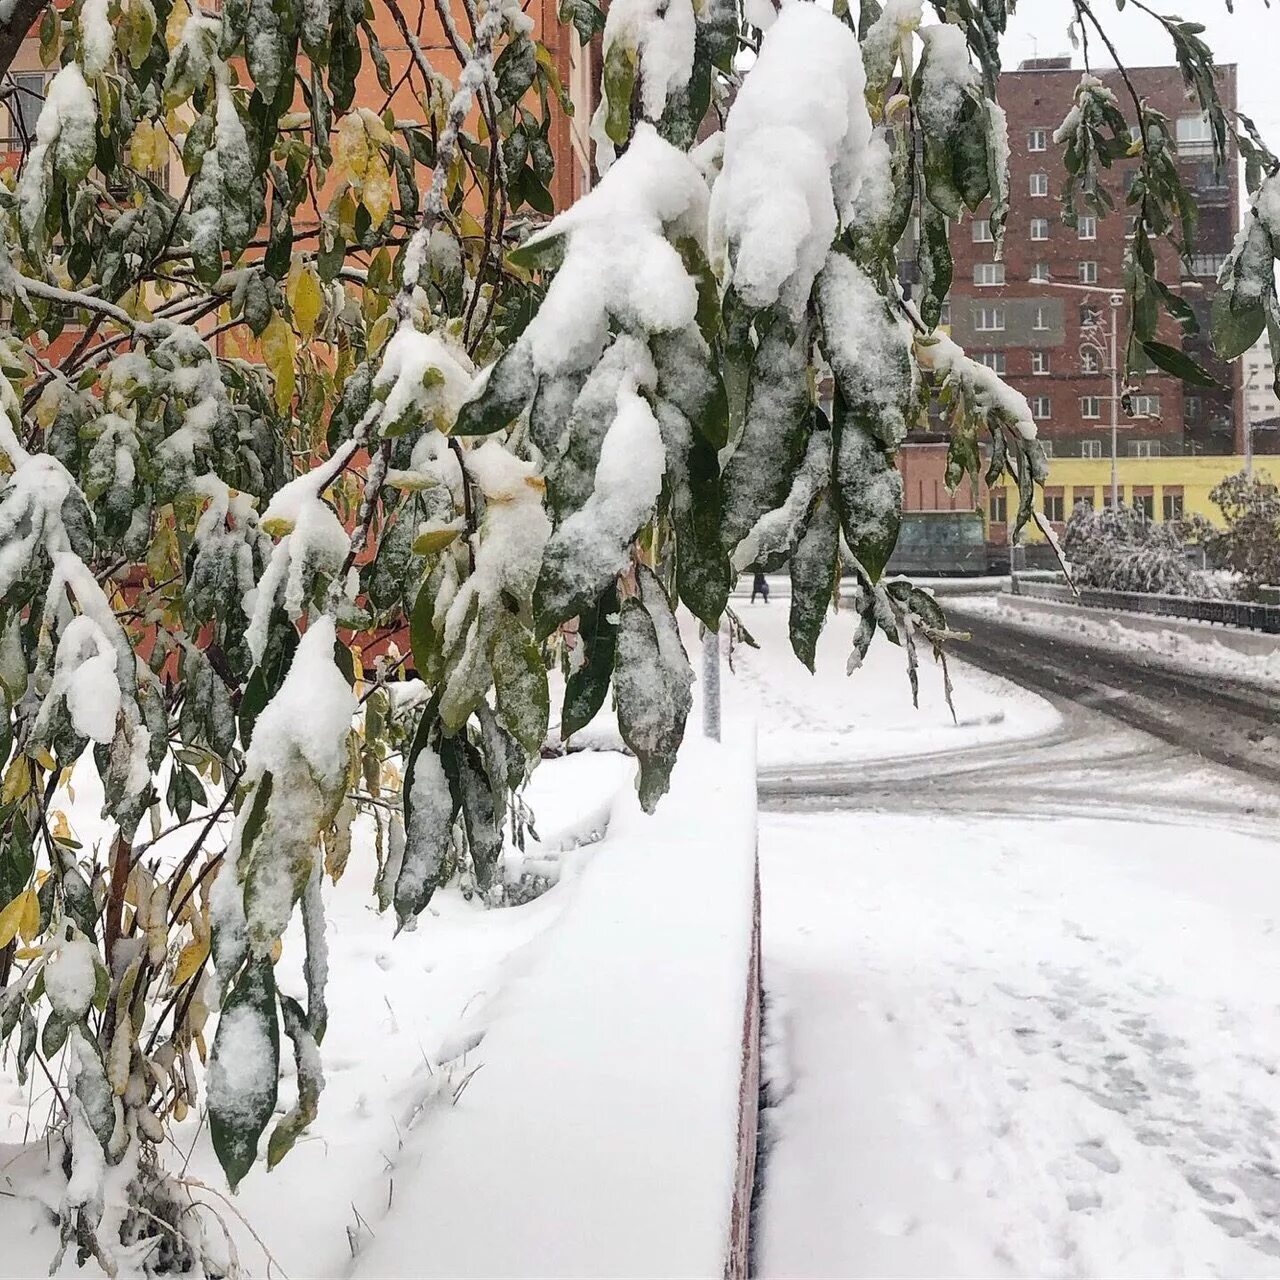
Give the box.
[362,153,393,226]
[287,263,324,341]
[19,890,38,942]
[0,889,37,949]
[412,523,462,555]
[172,937,209,988]
[0,757,28,805]
[261,314,297,413]
[333,112,371,183]
[270,937,283,963]
[459,208,484,242]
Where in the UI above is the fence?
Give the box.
[1010,578,1280,634]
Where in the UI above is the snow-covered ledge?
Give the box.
[354,732,761,1278]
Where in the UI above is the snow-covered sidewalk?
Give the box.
[709,600,1060,769]
[756,810,1280,1277]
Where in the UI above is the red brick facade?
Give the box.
[901,58,1244,527]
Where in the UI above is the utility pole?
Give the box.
[701,623,721,742]
[1109,291,1121,509]
[1035,279,1126,509]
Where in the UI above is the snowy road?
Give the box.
[942,597,1280,786]
[751,602,1280,1277]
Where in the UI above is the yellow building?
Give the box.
[988,455,1270,542]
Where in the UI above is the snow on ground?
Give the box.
[966,593,1280,688]
[757,810,1280,1277]
[0,750,636,1278]
[352,733,758,1278]
[711,598,1060,768]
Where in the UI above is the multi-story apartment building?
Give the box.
[1244,334,1280,460]
[899,55,1248,555]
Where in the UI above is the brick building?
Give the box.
[899,56,1247,554]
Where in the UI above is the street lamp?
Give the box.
[1032,278,1124,508]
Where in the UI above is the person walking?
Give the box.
[751,571,770,604]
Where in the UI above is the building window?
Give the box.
[1031,350,1051,376]
[973,305,1005,332]
[1185,395,1201,422]
[974,262,1005,287]
[972,218,992,243]
[1163,491,1184,520]
[1079,261,1099,285]
[1129,394,1161,417]
[1031,395,1051,420]
[1104,488,1126,509]
[1081,396,1102,419]
[1031,261,1051,282]
[990,491,1007,523]
[1033,306,1049,332]
[1081,349,1100,375]
[1188,253,1228,278]
[1074,488,1096,511]
[938,300,951,326]
[975,351,1006,374]
[1078,215,1097,240]
[1128,440,1161,458]
[1176,113,1214,157]
[6,73,45,146]
[1125,215,1138,239]
[1030,218,1050,242]
[1081,440,1103,459]
[1133,493,1154,519]
[1028,128,1048,152]
[1044,493,1065,522]
[1030,172,1049,197]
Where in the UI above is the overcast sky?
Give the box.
[1001,1,1280,150]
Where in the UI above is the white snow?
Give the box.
[973,592,1280,687]
[375,327,476,433]
[756,808,1280,1276]
[520,124,707,377]
[42,936,98,1020]
[709,3,872,316]
[915,21,978,138]
[600,0,695,121]
[78,0,114,78]
[353,733,758,1278]
[204,1002,276,1128]
[707,593,1060,769]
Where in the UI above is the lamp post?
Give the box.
[1032,278,1125,509]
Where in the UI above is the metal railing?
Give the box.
[1010,578,1280,634]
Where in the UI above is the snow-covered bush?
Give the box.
[1195,469,1280,599]
[0,0,1270,1267]
[1062,501,1202,596]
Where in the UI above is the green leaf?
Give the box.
[1212,291,1266,361]
[454,343,536,437]
[917,201,953,331]
[267,996,320,1169]
[489,612,549,757]
[832,388,902,582]
[561,584,618,740]
[613,569,692,813]
[602,40,638,146]
[788,489,839,672]
[456,739,503,891]
[558,0,605,43]
[494,36,538,107]
[1139,340,1221,389]
[209,957,280,1192]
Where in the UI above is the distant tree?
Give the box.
[1194,470,1280,597]
[1063,501,1203,595]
